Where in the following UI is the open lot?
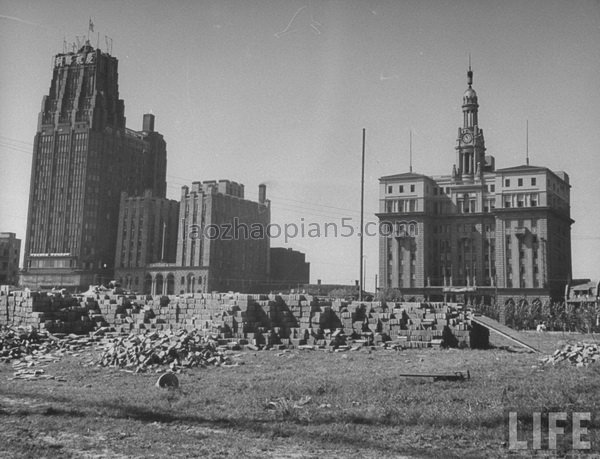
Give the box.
[1,331,599,458]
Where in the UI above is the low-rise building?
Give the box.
[269,247,310,290]
[0,232,21,285]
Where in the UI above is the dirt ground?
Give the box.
[1,331,599,458]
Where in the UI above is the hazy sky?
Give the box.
[1,0,599,289]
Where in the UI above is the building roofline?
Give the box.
[495,164,570,184]
[379,172,432,182]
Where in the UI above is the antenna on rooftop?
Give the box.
[105,35,113,54]
[526,120,530,166]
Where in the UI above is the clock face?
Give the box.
[462,132,473,144]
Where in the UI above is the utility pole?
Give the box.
[359,128,366,302]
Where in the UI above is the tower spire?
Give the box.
[456,59,485,181]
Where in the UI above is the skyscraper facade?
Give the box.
[377,67,573,304]
[22,42,167,290]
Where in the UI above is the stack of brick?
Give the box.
[0,290,100,334]
[1,289,485,349]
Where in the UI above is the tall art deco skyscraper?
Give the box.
[22,41,167,289]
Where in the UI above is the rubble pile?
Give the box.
[1,325,103,363]
[2,289,486,350]
[2,325,106,380]
[1,326,50,361]
[542,342,600,367]
[97,329,235,372]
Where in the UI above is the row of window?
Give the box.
[388,177,545,197]
[388,196,505,215]
[387,184,416,194]
[504,193,539,208]
[385,199,418,213]
[388,183,505,197]
[505,177,537,188]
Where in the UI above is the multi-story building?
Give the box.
[377,67,573,304]
[566,279,599,307]
[21,42,167,290]
[269,247,310,290]
[128,180,271,295]
[113,191,179,291]
[0,233,21,286]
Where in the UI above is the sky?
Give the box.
[1,0,599,290]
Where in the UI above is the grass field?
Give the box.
[1,331,599,458]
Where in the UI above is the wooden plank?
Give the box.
[396,371,470,381]
[471,314,540,353]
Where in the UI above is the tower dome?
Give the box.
[463,87,477,103]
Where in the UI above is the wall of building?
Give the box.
[378,172,571,300]
[269,248,310,289]
[114,191,179,270]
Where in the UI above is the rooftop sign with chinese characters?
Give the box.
[54,51,95,68]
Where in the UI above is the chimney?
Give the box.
[258,184,266,204]
[143,113,155,132]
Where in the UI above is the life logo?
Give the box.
[506,410,595,452]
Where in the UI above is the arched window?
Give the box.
[396,222,406,237]
[166,273,175,295]
[408,222,417,236]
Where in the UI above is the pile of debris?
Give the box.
[1,326,49,361]
[97,329,236,373]
[542,342,600,367]
[0,325,105,363]
[2,325,105,381]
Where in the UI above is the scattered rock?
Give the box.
[542,342,600,367]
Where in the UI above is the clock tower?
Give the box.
[454,65,486,182]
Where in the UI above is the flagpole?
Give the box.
[87,18,93,42]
